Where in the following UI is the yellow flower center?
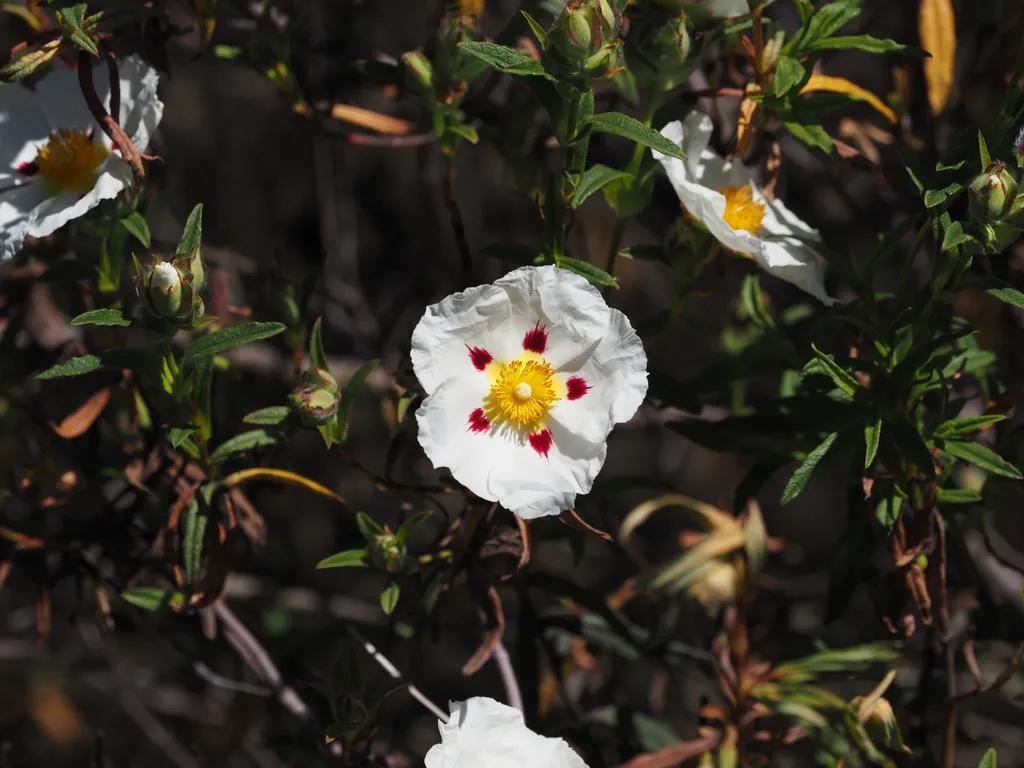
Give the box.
[486,357,560,429]
[32,129,109,195]
[718,185,765,234]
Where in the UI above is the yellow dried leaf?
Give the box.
[460,0,485,19]
[736,84,762,157]
[328,104,414,135]
[799,74,897,124]
[222,467,345,505]
[919,0,956,114]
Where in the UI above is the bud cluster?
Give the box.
[624,7,692,91]
[967,159,1024,254]
[546,0,625,81]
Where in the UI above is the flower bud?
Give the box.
[687,559,740,608]
[627,12,691,91]
[1014,126,1024,169]
[968,161,1018,223]
[148,261,185,318]
[548,0,622,66]
[369,532,407,574]
[290,367,340,426]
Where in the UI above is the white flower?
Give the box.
[425,697,589,768]
[412,265,648,520]
[150,261,180,291]
[652,112,836,305]
[0,55,163,261]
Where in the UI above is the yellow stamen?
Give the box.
[718,185,765,234]
[486,357,560,430]
[32,129,109,195]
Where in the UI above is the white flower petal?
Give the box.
[0,83,50,182]
[27,156,129,239]
[116,55,164,151]
[425,698,589,768]
[33,66,102,134]
[0,183,47,261]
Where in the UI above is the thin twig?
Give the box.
[346,625,449,722]
[193,660,273,697]
[347,132,434,148]
[443,154,474,282]
[491,639,524,713]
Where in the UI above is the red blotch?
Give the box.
[467,408,490,433]
[523,323,547,354]
[528,429,553,457]
[17,161,38,177]
[467,345,493,371]
[566,377,590,400]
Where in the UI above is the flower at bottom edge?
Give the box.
[411,265,648,520]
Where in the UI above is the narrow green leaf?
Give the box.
[968,277,1024,309]
[243,405,292,425]
[784,122,834,154]
[356,511,385,541]
[941,221,973,252]
[936,487,982,504]
[457,41,554,79]
[309,317,328,370]
[175,203,203,256]
[875,495,903,531]
[773,56,806,97]
[806,35,909,53]
[571,164,632,208]
[334,359,380,443]
[118,212,151,247]
[555,256,618,287]
[37,350,158,379]
[396,510,432,544]
[934,414,1006,439]
[803,344,860,396]
[797,0,862,50]
[943,440,1022,479]
[978,748,997,768]
[782,432,839,505]
[70,308,131,327]
[740,274,776,330]
[520,10,547,47]
[121,587,185,612]
[182,496,207,587]
[585,112,686,161]
[864,419,881,467]
[180,322,285,378]
[316,549,369,569]
[209,429,278,464]
[380,582,400,614]
[979,131,991,167]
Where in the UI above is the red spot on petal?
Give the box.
[528,429,553,457]
[566,377,590,400]
[467,345,492,371]
[523,323,547,354]
[17,161,38,177]
[467,408,490,433]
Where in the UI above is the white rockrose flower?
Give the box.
[0,55,163,261]
[652,112,836,305]
[412,265,648,520]
[425,697,589,768]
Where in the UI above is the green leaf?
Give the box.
[356,511,384,541]
[890,419,936,477]
[773,56,806,97]
[70,308,131,327]
[805,35,909,53]
[121,587,185,612]
[941,221,973,252]
[936,487,982,504]
[803,344,860,396]
[396,510,432,544]
[571,164,632,208]
[380,582,400,614]
[316,549,369,569]
[875,494,903,531]
[333,359,380,443]
[584,112,686,161]
[782,432,839,505]
[943,440,1022,479]
[740,274,776,330]
[182,495,207,587]
[118,212,151,247]
[784,122,834,154]
[309,317,328,370]
[243,405,292,425]
[37,349,158,380]
[934,414,1006,439]
[180,322,285,378]
[969,277,1024,309]
[520,10,547,47]
[457,41,554,79]
[979,748,997,768]
[555,256,618,287]
[175,203,203,256]
[923,182,963,208]
[209,429,278,464]
[864,419,881,467]
[979,130,991,168]
[796,0,862,50]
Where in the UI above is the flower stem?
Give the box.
[443,153,474,282]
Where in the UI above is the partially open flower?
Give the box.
[0,56,163,261]
[148,261,183,317]
[653,112,836,305]
[968,161,1018,224]
[290,367,340,426]
[412,266,647,519]
[425,698,588,768]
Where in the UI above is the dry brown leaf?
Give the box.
[329,103,414,135]
[919,0,956,114]
[800,74,897,124]
[735,85,761,157]
[49,387,112,439]
[27,681,85,744]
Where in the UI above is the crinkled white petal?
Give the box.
[27,155,130,240]
[0,183,48,261]
[33,66,102,135]
[116,55,164,151]
[412,266,648,519]
[425,698,589,768]
[654,115,836,305]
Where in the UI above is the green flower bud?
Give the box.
[369,532,407,574]
[548,0,622,69]
[148,261,185,318]
[290,367,340,426]
[627,12,691,91]
[968,161,1018,223]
